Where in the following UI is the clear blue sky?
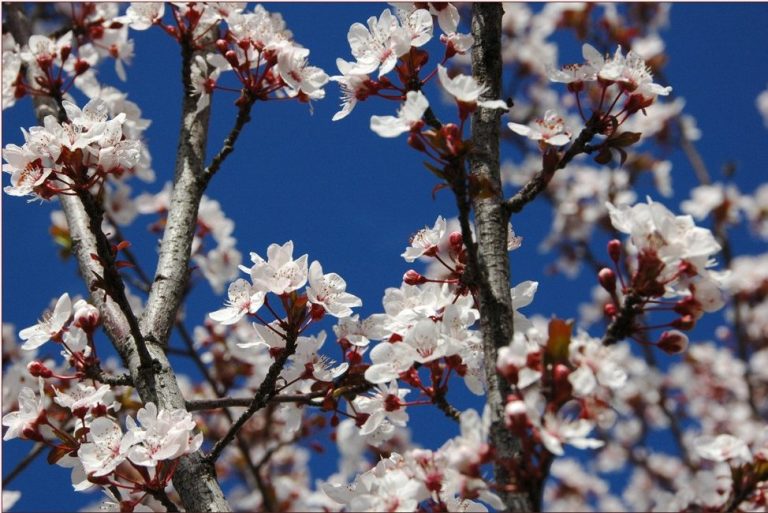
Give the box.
[2,3,768,511]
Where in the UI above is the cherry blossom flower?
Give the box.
[285,331,348,382]
[306,261,362,318]
[277,45,329,100]
[118,3,165,31]
[1,378,46,441]
[758,85,768,128]
[209,279,265,325]
[695,434,753,464]
[2,144,54,198]
[584,44,671,99]
[354,381,410,439]
[402,215,446,262]
[365,341,420,383]
[345,9,412,77]
[190,55,220,115]
[245,241,309,295]
[370,90,429,138]
[539,412,604,456]
[2,33,22,110]
[330,58,372,121]
[53,384,112,415]
[510,280,538,332]
[497,333,542,389]
[122,402,203,467]
[77,417,127,476]
[606,198,721,273]
[19,293,72,350]
[508,110,572,147]
[437,65,509,112]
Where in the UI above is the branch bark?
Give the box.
[469,4,533,511]
[6,9,231,511]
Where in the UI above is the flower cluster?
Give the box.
[3,98,141,200]
[2,4,137,111]
[601,198,725,351]
[324,410,503,512]
[209,241,361,328]
[123,3,329,112]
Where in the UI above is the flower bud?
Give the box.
[504,396,527,430]
[74,301,100,331]
[607,239,622,263]
[598,268,617,293]
[27,361,52,378]
[657,330,689,355]
[60,45,72,62]
[604,303,618,317]
[449,231,464,251]
[216,39,229,53]
[346,349,362,365]
[310,303,326,321]
[403,270,427,285]
[407,133,425,152]
[224,50,239,68]
[74,59,90,75]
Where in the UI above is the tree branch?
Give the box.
[139,32,212,350]
[504,120,599,216]
[469,5,533,511]
[5,12,231,511]
[206,335,299,463]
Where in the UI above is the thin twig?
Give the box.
[505,119,600,216]
[205,334,299,463]
[201,94,256,187]
[186,392,326,412]
[2,443,45,487]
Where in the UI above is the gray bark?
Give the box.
[470,4,533,511]
[6,7,231,511]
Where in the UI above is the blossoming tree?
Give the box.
[3,3,768,512]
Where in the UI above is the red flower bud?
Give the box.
[598,268,617,293]
[449,231,464,251]
[310,303,326,321]
[346,350,362,365]
[216,39,229,53]
[604,303,618,317]
[657,330,689,355]
[608,239,622,263]
[27,361,52,378]
[403,270,427,285]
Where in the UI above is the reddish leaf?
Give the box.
[545,318,573,363]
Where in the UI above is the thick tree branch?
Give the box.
[139,33,211,350]
[6,11,231,511]
[469,5,533,511]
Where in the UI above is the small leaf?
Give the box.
[423,161,446,181]
[609,131,642,148]
[431,182,450,199]
[594,147,612,165]
[47,445,72,465]
[545,318,573,363]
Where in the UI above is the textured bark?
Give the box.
[140,37,210,349]
[469,5,533,511]
[6,9,231,511]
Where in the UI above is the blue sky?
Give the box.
[3,3,768,511]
